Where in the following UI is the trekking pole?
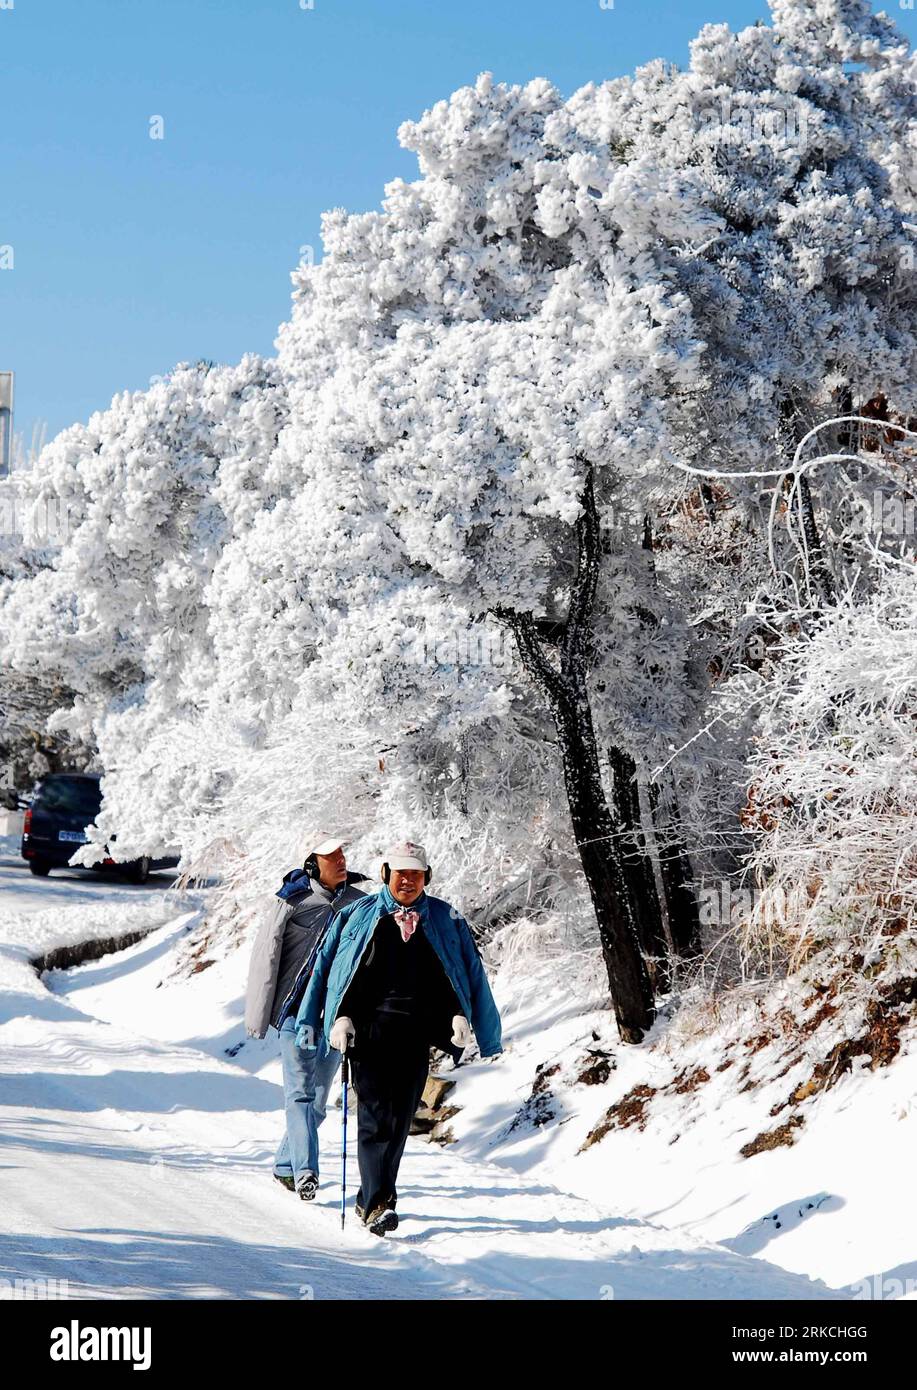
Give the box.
[340,1049,349,1231]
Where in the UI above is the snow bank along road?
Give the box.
[0,847,842,1300]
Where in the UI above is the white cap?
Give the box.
[384,840,429,872]
[304,831,346,858]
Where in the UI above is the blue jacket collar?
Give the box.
[277,867,313,902]
[378,883,428,920]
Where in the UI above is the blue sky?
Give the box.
[2,0,913,448]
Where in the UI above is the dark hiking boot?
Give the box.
[274,1174,295,1192]
[355,1193,394,1223]
[365,1204,399,1237]
[296,1172,319,1201]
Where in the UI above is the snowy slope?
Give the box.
[0,844,844,1300]
[447,949,917,1300]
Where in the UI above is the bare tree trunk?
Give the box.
[835,387,854,451]
[794,472,834,603]
[554,693,656,1042]
[779,399,835,606]
[629,513,701,969]
[608,745,670,992]
[646,775,701,960]
[496,466,655,1042]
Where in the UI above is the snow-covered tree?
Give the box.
[0,355,286,858]
[738,550,917,964]
[2,0,915,1044]
[260,0,916,1034]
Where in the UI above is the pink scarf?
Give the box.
[394,907,420,942]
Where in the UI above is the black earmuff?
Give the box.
[303,853,320,879]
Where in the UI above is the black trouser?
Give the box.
[350,1014,430,1217]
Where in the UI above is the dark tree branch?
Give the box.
[490,462,655,1040]
[561,463,601,671]
[493,606,566,706]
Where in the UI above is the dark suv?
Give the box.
[20,772,179,882]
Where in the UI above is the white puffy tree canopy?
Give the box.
[1,0,915,934]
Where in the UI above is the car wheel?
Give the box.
[128,856,151,884]
[29,859,51,876]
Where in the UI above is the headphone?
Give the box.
[381,862,432,886]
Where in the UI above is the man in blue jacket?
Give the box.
[296,840,502,1236]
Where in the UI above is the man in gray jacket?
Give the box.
[245,831,366,1199]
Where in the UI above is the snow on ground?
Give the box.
[447,950,917,1300]
[0,841,846,1299]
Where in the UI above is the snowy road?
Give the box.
[0,845,843,1300]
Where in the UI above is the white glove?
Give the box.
[330,1016,356,1052]
[451,1015,472,1048]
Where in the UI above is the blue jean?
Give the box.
[273,1016,342,1184]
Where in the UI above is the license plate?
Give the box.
[58,830,88,843]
